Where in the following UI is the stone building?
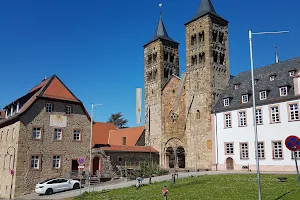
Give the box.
[0,74,91,198]
[143,0,229,170]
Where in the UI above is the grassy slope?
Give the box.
[74,174,300,200]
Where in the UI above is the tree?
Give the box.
[107,112,128,129]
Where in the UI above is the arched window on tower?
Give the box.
[196,110,200,119]
[212,30,218,42]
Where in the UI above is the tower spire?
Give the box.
[275,45,279,63]
[143,3,178,47]
[185,0,226,25]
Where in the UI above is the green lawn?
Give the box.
[73,174,300,200]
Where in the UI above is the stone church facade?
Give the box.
[143,0,230,170]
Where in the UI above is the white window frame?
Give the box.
[225,143,234,154]
[256,109,263,124]
[52,156,61,169]
[279,86,288,96]
[54,128,62,140]
[240,143,249,159]
[31,155,40,169]
[46,103,53,113]
[291,150,300,159]
[273,141,283,159]
[289,103,299,121]
[242,94,248,103]
[223,98,229,107]
[289,71,295,76]
[259,91,267,100]
[224,113,231,128]
[270,75,275,81]
[257,142,265,159]
[65,105,72,115]
[73,130,81,141]
[239,111,247,126]
[270,106,280,123]
[33,127,41,139]
[234,84,239,89]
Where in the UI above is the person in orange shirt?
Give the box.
[162,186,168,200]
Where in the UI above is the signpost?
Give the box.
[285,135,300,186]
[77,157,85,194]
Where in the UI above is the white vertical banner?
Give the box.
[136,88,142,124]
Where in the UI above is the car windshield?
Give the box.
[39,178,54,184]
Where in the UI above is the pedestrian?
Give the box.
[162,186,168,200]
[136,176,143,189]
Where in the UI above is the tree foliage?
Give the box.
[107,112,128,129]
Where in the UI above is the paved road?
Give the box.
[16,170,296,200]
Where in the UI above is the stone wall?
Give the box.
[0,121,20,199]
[14,99,90,196]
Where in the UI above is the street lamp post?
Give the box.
[89,103,102,193]
[248,29,289,200]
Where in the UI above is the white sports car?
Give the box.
[35,178,81,195]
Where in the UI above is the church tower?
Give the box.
[184,0,230,169]
[143,12,179,159]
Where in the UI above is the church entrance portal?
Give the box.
[164,138,186,169]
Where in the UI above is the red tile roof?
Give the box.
[100,145,158,153]
[92,122,117,146]
[0,74,91,128]
[108,126,145,146]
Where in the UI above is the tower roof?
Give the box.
[185,0,226,25]
[144,14,178,47]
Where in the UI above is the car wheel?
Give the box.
[45,188,53,195]
[73,183,80,190]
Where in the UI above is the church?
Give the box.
[143,0,230,171]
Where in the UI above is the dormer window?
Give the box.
[234,84,239,89]
[279,86,288,96]
[270,75,275,81]
[223,98,229,107]
[254,79,258,85]
[259,91,267,100]
[242,95,248,103]
[289,70,295,77]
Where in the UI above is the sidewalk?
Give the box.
[16,170,296,200]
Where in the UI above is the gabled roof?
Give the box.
[108,126,145,146]
[185,0,227,26]
[92,122,117,146]
[144,14,179,47]
[161,74,181,91]
[0,74,91,127]
[214,57,300,112]
[98,145,158,153]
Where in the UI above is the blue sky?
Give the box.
[0,0,299,127]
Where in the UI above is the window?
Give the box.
[279,87,288,96]
[223,98,229,106]
[239,111,247,126]
[224,113,231,128]
[270,106,280,123]
[291,150,300,159]
[122,137,126,145]
[256,109,263,124]
[52,156,61,169]
[225,143,234,154]
[289,103,299,121]
[254,79,258,85]
[289,71,295,76]
[272,141,283,159]
[270,75,275,81]
[46,103,53,113]
[257,142,265,159]
[31,155,40,169]
[54,128,62,140]
[196,110,200,119]
[242,95,248,103]
[234,84,239,89]
[240,143,248,159]
[65,106,72,115]
[259,91,267,100]
[73,130,81,141]
[33,127,41,139]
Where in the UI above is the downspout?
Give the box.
[214,111,219,171]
